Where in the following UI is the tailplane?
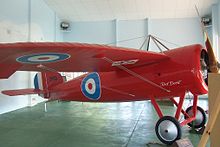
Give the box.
[2,72,64,98]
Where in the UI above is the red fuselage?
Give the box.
[49,44,208,102]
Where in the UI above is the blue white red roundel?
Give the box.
[81,72,101,100]
[16,53,70,64]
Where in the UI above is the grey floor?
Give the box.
[0,99,209,147]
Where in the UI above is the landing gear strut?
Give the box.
[150,93,203,145]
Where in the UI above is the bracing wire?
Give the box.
[105,35,146,46]
[153,36,181,48]
[105,34,181,51]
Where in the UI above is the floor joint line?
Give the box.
[124,103,145,147]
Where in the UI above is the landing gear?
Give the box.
[150,93,204,145]
[155,116,182,145]
[184,106,206,128]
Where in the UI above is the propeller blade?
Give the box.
[195,6,219,73]
[204,32,219,73]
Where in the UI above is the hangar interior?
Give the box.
[0,0,220,146]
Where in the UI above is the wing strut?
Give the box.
[102,86,136,97]
[36,64,59,72]
[102,57,171,93]
[140,35,170,52]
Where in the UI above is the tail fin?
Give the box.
[34,72,64,98]
[34,72,64,91]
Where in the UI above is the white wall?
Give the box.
[63,19,148,49]
[64,20,116,44]
[0,0,29,43]
[148,18,203,51]
[117,19,148,49]
[0,0,63,114]
[212,3,220,61]
[63,17,203,51]
[31,0,64,42]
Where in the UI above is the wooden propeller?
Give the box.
[196,6,219,73]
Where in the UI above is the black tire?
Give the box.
[155,116,182,145]
[184,106,206,128]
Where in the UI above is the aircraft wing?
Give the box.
[0,42,169,78]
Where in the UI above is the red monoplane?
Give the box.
[0,30,218,144]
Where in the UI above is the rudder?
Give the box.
[34,72,64,91]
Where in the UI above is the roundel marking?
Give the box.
[81,72,101,100]
[16,53,70,64]
[85,78,96,94]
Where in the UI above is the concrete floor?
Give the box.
[0,99,209,147]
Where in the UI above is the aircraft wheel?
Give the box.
[155,116,182,145]
[184,106,206,128]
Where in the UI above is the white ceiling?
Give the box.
[44,0,218,21]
